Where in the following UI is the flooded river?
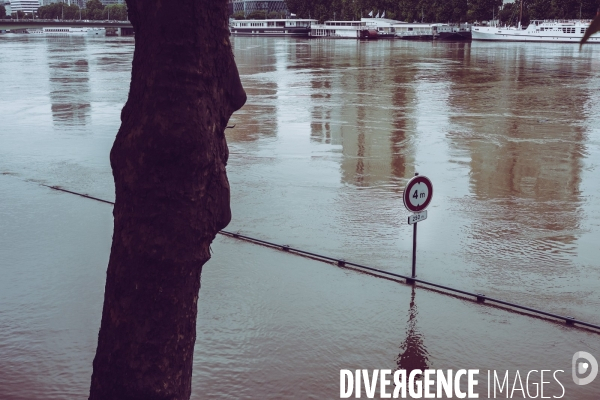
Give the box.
[0,35,599,398]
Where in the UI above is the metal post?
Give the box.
[412,222,417,278]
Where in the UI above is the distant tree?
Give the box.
[551,0,577,18]
[285,0,320,20]
[285,0,353,21]
[103,4,128,20]
[64,4,81,19]
[450,0,468,22]
[550,0,597,19]
[498,2,518,25]
[117,4,128,20]
[38,3,80,19]
[398,0,420,22]
[247,9,268,18]
[0,5,5,19]
[37,4,48,18]
[433,0,456,22]
[284,0,306,19]
[523,0,549,20]
[38,4,59,19]
[85,0,106,20]
[331,0,349,20]
[580,0,599,19]
[467,0,503,22]
[415,0,434,22]
[282,0,596,24]
[86,0,105,14]
[386,11,398,19]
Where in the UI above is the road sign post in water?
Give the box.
[403,173,433,281]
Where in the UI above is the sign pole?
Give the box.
[412,222,417,279]
[403,172,432,283]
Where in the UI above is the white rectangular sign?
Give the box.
[408,210,427,225]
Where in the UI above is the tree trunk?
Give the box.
[89,1,246,398]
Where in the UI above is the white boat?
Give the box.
[229,19,317,36]
[361,17,402,38]
[472,20,600,43]
[309,21,374,39]
[360,18,472,40]
[435,24,472,40]
[394,23,438,40]
[40,27,106,36]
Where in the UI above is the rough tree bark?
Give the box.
[89,1,246,399]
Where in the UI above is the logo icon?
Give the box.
[572,351,598,385]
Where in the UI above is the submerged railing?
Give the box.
[41,183,600,334]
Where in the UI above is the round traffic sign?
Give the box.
[403,175,433,213]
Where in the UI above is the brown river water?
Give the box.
[0,34,599,398]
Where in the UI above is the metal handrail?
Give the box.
[40,183,600,333]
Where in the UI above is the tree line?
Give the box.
[502,0,600,25]
[37,0,128,20]
[2,0,128,20]
[281,0,600,24]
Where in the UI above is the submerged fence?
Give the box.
[41,183,600,334]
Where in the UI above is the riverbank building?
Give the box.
[229,0,288,17]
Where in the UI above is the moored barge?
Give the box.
[229,19,317,36]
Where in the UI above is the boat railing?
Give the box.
[397,28,434,34]
[324,21,366,27]
[531,19,592,24]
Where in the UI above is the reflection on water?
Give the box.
[230,38,278,142]
[1,36,600,400]
[446,42,589,286]
[304,41,418,189]
[223,39,600,321]
[389,63,417,190]
[396,286,429,374]
[46,37,91,128]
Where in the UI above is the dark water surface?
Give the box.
[1,35,599,398]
